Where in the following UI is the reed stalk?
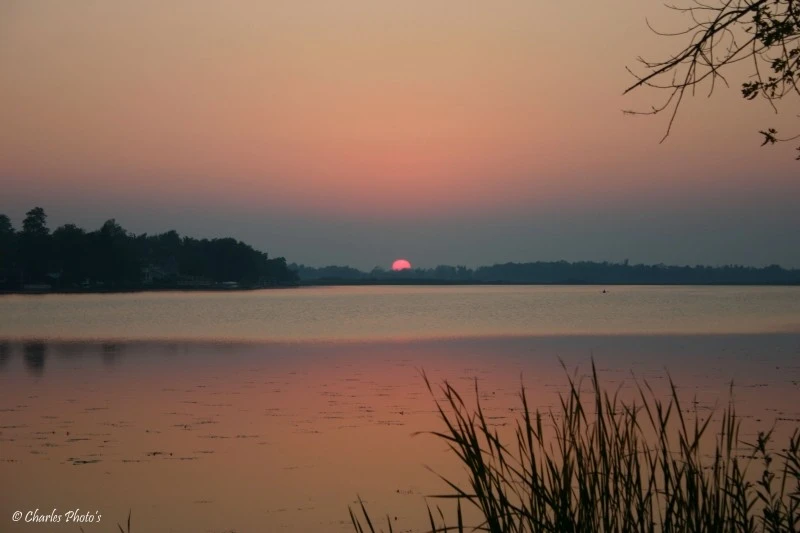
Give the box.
[351,362,800,533]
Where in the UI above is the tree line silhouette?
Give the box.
[292,260,800,285]
[2,206,797,290]
[0,207,298,290]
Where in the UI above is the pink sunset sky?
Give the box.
[1,1,798,269]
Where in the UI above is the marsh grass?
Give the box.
[79,510,130,533]
[351,363,800,533]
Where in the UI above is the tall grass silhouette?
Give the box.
[351,363,799,533]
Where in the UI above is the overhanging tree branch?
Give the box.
[625,0,799,158]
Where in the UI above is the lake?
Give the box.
[1,286,799,532]
[2,285,799,341]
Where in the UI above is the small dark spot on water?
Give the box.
[71,459,101,465]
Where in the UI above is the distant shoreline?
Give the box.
[2,279,799,295]
[298,279,800,287]
[0,285,298,295]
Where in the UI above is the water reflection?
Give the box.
[55,341,94,359]
[23,341,47,376]
[1,335,798,533]
[101,342,123,364]
[0,341,9,368]
[0,341,131,374]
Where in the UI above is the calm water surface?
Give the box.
[1,285,799,341]
[1,286,799,532]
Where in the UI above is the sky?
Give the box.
[1,0,798,269]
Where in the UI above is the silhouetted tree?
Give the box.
[22,207,48,236]
[3,208,298,290]
[0,214,13,239]
[90,219,141,286]
[52,224,87,287]
[19,207,51,283]
[289,264,366,281]
[626,0,799,158]
[370,266,388,278]
[0,214,16,278]
[293,261,800,285]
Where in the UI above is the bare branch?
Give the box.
[625,0,799,154]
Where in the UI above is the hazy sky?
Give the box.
[1,1,798,269]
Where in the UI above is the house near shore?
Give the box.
[142,265,167,284]
[177,275,213,287]
[142,256,180,284]
[22,283,52,291]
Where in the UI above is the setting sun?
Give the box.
[1,3,799,533]
[392,259,411,271]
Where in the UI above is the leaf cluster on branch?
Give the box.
[625,0,800,158]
